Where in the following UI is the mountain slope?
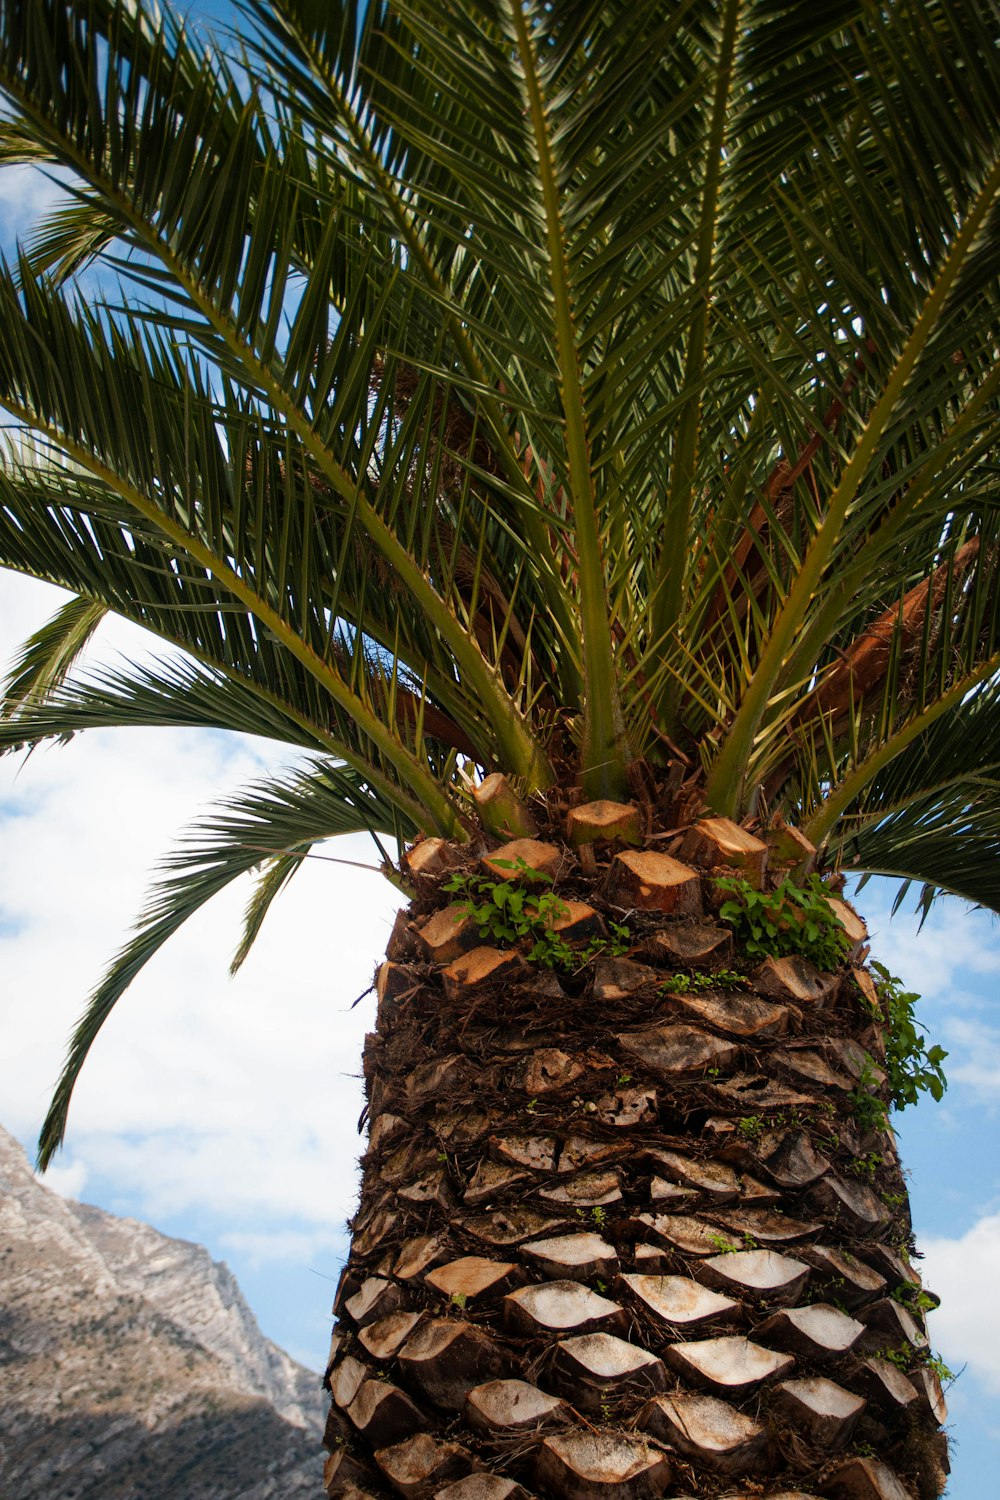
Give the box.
[0,1125,326,1500]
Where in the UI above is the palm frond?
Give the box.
[36,759,412,1168]
[2,592,106,714]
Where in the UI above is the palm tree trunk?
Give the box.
[322,811,948,1500]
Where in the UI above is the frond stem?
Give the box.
[507,0,627,796]
[803,651,1000,847]
[651,0,742,728]
[705,152,1000,816]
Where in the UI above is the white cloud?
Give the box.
[0,574,401,1243]
[937,1019,1000,1102]
[0,164,68,246]
[854,886,1000,999]
[220,1227,350,1270]
[42,1158,90,1201]
[921,1213,1000,1393]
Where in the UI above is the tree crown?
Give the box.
[1,0,999,1159]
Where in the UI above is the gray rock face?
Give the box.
[0,1124,326,1499]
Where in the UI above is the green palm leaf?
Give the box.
[2,0,1000,1161]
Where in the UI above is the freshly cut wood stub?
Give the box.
[646,1148,740,1200]
[375,1433,470,1498]
[826,898,868,959]
[632,1212,728,1257]
[617,1022,739,1076]
[394,1235,447,1281]
[359,1310,424,1360]
[405,838,461,879]
[425,1256,524,1304]
[491,1132,558,1171]
[807,1173,888,1232]
[323,1447,382,1498]
[909,1365,948,1424]
[709,1207,821,1244]
[604,850,703,914]
[757,1303,865,1359]
[503,1280,627,1337]
[331,1355,370,1410]
[519,1048,587,1094]
[535,1429,672,1500]
[851,1356,920,1412]
[552,1332,667,1411]
[667,989,793,1038]
[474,773,538,838]
[819,1456,914,1500]
[853,965,879,1008]
[695,1248,810,1302]
[463,1159,531,1206]
[458,1207,568,1248]
[664,1335,795,1395]
[442,947,529,999]
[800,1245,885,1307]
[639,920,734,966]
[386,907,419,961]
[345,1276,404,1328]
[415,905,480,963]
[549,900,608,943]
[435,1477,534,1500]
[760,1130,830,1188]
[347,1379,429,1448]
[376,962,422,1016]
[566,799,642,846]
[764,821,817,875]
[680,816,768,885]
[539,1168,622,1207]
[482,838,562,882]
[752,955,840,1005]
[638,1392,766,1475]
[772,1376,865,1446]
[466,1378,569,1433]
[398,1319,506,1410]
[522,1232,619,1279]
[619,1273,737,1327]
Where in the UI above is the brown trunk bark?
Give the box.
[322,809,948,1500]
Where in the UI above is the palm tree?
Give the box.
[1,0,998,1492]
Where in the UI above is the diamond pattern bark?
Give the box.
[324,811,947,1499]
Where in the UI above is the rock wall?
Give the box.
[0,1124,326,1499]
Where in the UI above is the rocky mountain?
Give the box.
[0,1124,327,1500]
